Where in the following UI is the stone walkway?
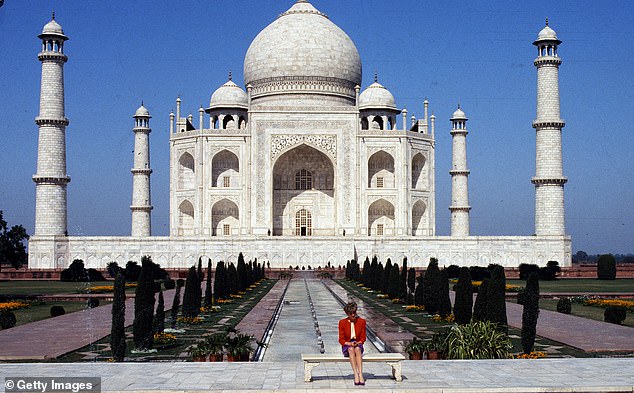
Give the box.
[1,359,633,392]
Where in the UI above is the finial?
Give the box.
[141,100,144,106]
[458,103,461,109]
[228,71,232,81]
[545,17,549,26]
[374,72,378,83]
[52,11,56,20]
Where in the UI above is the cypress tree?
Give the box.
[170,280,183,328]
[376,263,384,293]
[519,272,540,354]
[400,257,408,300]
[237,253,247,291]
[383,258,392,294]
[414,273,424,306]
[370,257,379,290]
[153,287,165,334]
[388,263,400,299]
[437,268,452,317]
[407,267,416,305]
[182,266,200,318]
[362,258,371,286]
[195,258,203,312]
[246,260,253,286]
[197,257,203,282]
[227,263,238,295]
[214,261,227,299]
[204,259,213,307]
[110,272,126,361]
[453,267,473,325]
[472,278,489,321]
[422,258,440,314]
[486,265,508,333]
[133,256,155,350]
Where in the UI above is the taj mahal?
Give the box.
[28,1,572,269]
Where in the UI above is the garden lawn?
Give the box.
[540,298,634,328]
[55,278,277,362]
[336,279,604,358]
[12,301,108,327]
[0,281,98,296]
[507,279,634,293]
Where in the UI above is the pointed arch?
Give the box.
[295,209,312,236]
[371,115,384,130]
[178,200,194,235]
[178,152,195,190]
[211,198,239,236]
[212,150,239,187]
[412,200,427,236]
[368,150,395,188]
[368,198,395,236]
[412,153,427,189]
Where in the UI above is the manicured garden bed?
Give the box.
[506,279,634,293]
[540,298,634,328]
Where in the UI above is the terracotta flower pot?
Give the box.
[426,350,441,360]
[192,355,207,362]
[409,352,422,360]
[209,353,224,362]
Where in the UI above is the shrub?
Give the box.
[407,267,416,305]
[414,274,424,306]
[170,282,182,329]
[110,272,126,361]
[204,260,213,308]
[446,265,461,279]
[106,262,122,278]
[518,272,539,354]
[445,321,512,359]
[400,257,408,300]
[125,261,142,282]
[597,254,617,280]
[86,298,100,309]
[556,298,572,314]
[453,267,473,325]
[422,258,440,314]
[153,287,165,334]
[182,266,200,318]
[50,305,66,317]
[519,264,539,280]
[164,279,176,290]
[388,263,400,299]
[486,265,508,333]
[0,311,17,329]
[469,266,491,281]
[437,268,452,318]
[472,278,489,322]
[604,306,627,325]
[540,261,560,281]
[133,256,156,350]
[214,261,228,299]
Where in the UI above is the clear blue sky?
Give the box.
[1,0,632,255]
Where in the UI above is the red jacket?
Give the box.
[338,317,367,346]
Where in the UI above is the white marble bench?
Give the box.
[301,353,405,382]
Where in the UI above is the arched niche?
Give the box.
[368,150,395,188]
[212,150,239,188]
[211,198,239,236]
[368,198,395,236]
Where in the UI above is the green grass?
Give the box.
[336,279,618,358]
[12,301,109,327]
[0,280,139,296]
[55,279,277,362]
[507,279,634,293]
[540,298,634,328]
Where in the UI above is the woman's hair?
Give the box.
[344,302,357,315]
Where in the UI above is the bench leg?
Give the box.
[387,361,402,382]
[304,361,319,382]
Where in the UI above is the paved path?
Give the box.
[1,359,633,392]
[0,288,176,360]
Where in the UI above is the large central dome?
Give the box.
[243,0,362,101]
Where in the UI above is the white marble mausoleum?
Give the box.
[28,2,572,269]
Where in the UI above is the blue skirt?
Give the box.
[342,342,364,357]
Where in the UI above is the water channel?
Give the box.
[262,279,378,362]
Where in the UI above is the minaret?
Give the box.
[130,103,153,237]
[449,106,471,236]
[33,14,70,237]
[532,20,567,236]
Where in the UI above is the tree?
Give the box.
[214,261,228,299]
[153,287,165,334]
[486,265,508,333]
[227,263,238,295]
[387,263,400,299]
[182,266,200,318]
[133,256,156,350]
[472,278,489,322]
[414,273,424,306]
[106,262,122,278]
[422,258,440,314]
[383,258,392,294]
[170,280,184,329]
[597,254,617,280]
[518,272,539,354]
[197,257,203,282]
[437,268,452,317]
[237,253,247,292]
[204,259,213,307]
[0,211,29,270]
[453,267,473,324]
[400,257,408,300]
[110,272,126,361]
[407,267,416,305]
[362,258,371,287]
[125,261,142,282]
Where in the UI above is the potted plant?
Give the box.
[187,342,209,362]
[426,330,449,360]
[404,337,425,360]
[225,332,254,362]
[205,333,226,362]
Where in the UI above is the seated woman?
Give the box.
[338,302,367,385]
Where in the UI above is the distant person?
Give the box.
[338,302,367,385]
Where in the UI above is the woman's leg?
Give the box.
[348,350,359,382]
[353,347,364,383]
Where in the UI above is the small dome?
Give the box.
[40,15,67,39]
[243,1,361,93]
[534,20,561,45]
[209,79,248,109]
[134,104,151,118]
[451,106,467,120]
[359,82,397,110]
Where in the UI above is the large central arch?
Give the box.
[272,144,335,236]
